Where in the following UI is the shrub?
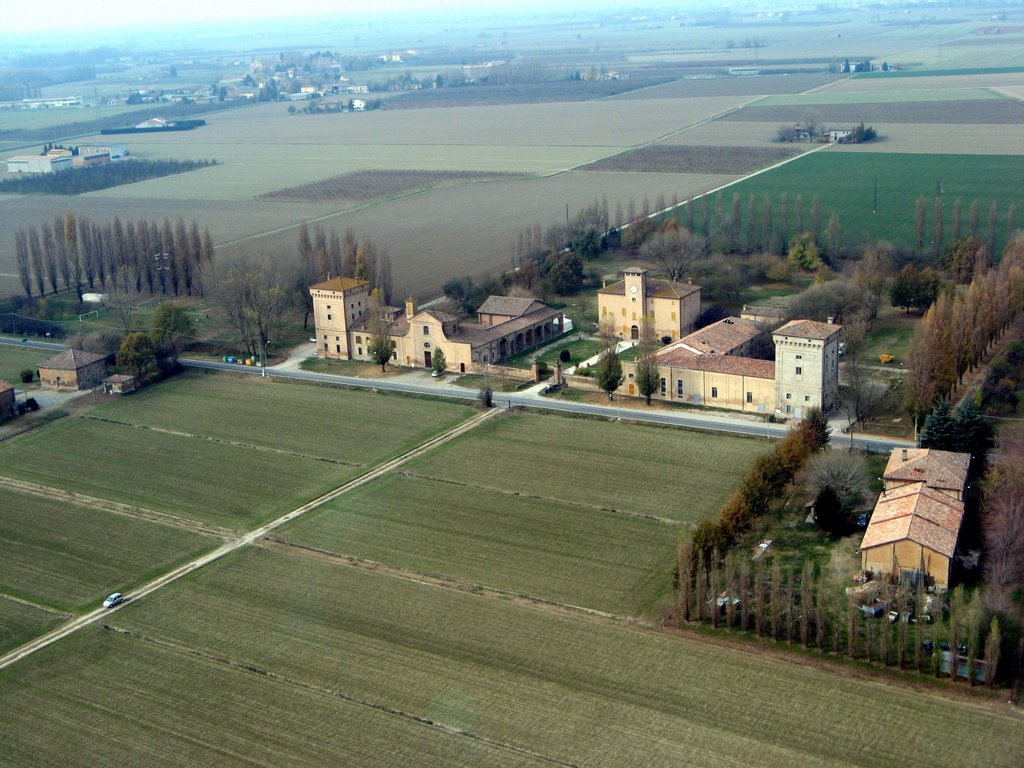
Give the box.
[478,385,493,409]
[19,368,33,383]
[559,348,571,363]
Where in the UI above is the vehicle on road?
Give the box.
[102,593,124,609]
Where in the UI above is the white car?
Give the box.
[102,592,124,609]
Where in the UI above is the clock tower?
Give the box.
[623,267,647,308]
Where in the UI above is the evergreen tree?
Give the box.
[594,348,623,400]
[920,399,956,450]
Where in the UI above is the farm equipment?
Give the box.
[879,354,895,364]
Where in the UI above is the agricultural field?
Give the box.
[260,169,532,203]
[677,152,1024,256]
[579,145,802,175]
[753,87,1006,106]
[92,373,475,464]
[403,411,763,524]
[279,471,678,615]
[4,546,1019,767]
[0,485,214,613]
[0,599,62,657]
[719,99,1024,124]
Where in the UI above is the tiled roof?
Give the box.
[884,448,970,493]
[677,317,762,356]
[39,348,106,371]
[310,277,368,292]
[859,482,964,558]
[476,295,543,318]
[103,374,136,383]
[0,379,13,393]
[654,348,775,379]
[597,277,700,299]
[773,318,841,340]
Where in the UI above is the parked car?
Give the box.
[102,592,124,609]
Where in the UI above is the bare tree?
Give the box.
[805,449,868,501]
[14,229,31,299]
[639,227,704,282]
[212,251,290,360]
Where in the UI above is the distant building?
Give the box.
[827,128,853,143]
[5,154,73,173]
[350,99,366,111]
[310,278,563,372]
[597,267,701,342]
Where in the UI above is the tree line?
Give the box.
[0,159,216,196]
[13,212,214,302]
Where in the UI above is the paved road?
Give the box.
[0,335,913,450]
[182,357,914,452]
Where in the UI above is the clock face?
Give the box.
[629,285,638,294]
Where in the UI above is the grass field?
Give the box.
[280,472,678,615]
[92,373,474,463]
[0,416,358,529]
[15,546,1013,767]
[0,485,215,613]
[403,411,763,524]
[720,99,1024,124]
[0,347,49,386]
[754,87,1006,105]
[677,151,1024,256]
[0,599,62,657]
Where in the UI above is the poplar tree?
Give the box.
[951,198,962,240]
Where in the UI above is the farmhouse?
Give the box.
[598,267,701,342]
[102,373,137,396]
[859,448,970,589]
[37,348,107,390]
[620,316,841,416]
[0,380,14,421]
[310,278,564,372]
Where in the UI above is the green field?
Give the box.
[0,486,214,612]
[0,599,62,657]
[0,416,358,529]
[93,373,475,463]
[680,152,1024,256]
[404,411,764,523]
[10,546,1011,768]
[281,472,677,615]
[0,347,49,387]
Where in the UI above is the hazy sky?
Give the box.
[7,0,600,34]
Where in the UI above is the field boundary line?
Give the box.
[0,593,72,619]
[260,537,624,623]
[102,623,580,767]
[398,469,689,526]
[0,407,500,672]
[82,415,364,467]
[0,475,233,538]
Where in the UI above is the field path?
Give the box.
[0,475,234,538]
[0,407,501,672]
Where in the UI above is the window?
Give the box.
[335,344,341,353]
[786,405,792,414]
[357,347,362,356]
[677,380,683,396]
[424,342,431,348]
[795,354,802,360]
[621,308,626,317]
[631,312,637,321]
[746,391,752,403]
[804,395,810,402]
[786,393,792,400]
[327,313,332,321]
[355,336,362,344]
[795,366,802,376]
[423,325,429,335]
[671,312,677,321]
[601,306,607,315]
[660,377,666,395]
[711,386,718,399]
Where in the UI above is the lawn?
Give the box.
[280,473,678,615]
[404,411,765,525]
[61,546,1024,768]
[0,346,50,387]
[677,152,1024,257]
[503,334,600,370]
[860,311,919,364]
[0,599,62,657]
[0,486,215,613]
[0,416,357,530]
[93,373,475,463]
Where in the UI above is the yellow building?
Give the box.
[859,448,970,589]
[772,318,842,417]
[310,279,563,372]
[597,267,700,341]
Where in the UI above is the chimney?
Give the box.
[405,296,415,318]
[901,448,908,462]
[826,316,834,325]
[602,279,606,288]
